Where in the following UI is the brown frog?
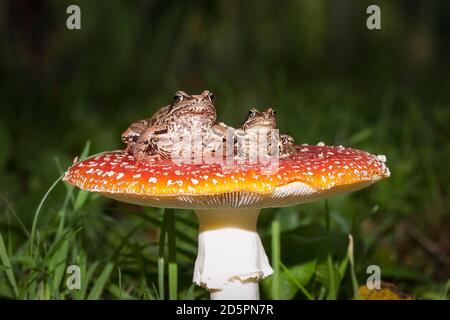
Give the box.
[127,90,227,162]
[121,118,152,153]
[279,133,296,158]
[234,107,295,161]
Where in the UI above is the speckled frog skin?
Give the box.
[234,107,296,160]
[121,118,152,153]
[122,90,228,161]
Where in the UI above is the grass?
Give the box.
[271,212,281,300]
[165,209,178,300]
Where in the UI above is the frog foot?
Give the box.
[134,151,162,166]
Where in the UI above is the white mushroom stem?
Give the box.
[193,208,273,300]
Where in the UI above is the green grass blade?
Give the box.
[0,265,11,271]
[158,258,165,300]
[50,240,69,295]
[75,258,97,300]
[158,208,167,300]
[74,190,89,212]
[54,157,76,207]
[271,212,281,300]
[158,210,167,300]
[348,235,360,300]
[175,214,198,229]
[108,284,136,299]
[87,262,114,300]
[79,141,91,161]
[111,222,146,262]
[168,263,178,300]
[166,209,177,300]
[279,262,314,300]
[117,267,122,299]
[326,255,336,299]
[47,226,81,297]
[324,200,337,299]
[30,175,64,257]
[336,247,350,292]
[440,278,450,299]
[133,209,197,247]
[181,284,196,300]
[150,283,159,300]
[0,232,19,297]
[55,209,66,240]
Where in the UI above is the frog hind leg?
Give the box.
[133,126,168,165]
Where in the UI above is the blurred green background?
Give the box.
[0,0,449,299]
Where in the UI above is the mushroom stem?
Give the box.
[193,208,273,300]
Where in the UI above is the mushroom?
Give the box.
[63,144,390,299]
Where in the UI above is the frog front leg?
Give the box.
[133,125,167,163]
[209,122,235,158]
[121,118,151,154]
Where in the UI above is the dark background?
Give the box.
[0,0,449,299]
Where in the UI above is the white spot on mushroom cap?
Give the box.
[116,173,124,180]
[377,154,387,162]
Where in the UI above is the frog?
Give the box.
[130,90,228,162]
[279,133,296,158]
[121,118,152,153]
[234,107,295,161]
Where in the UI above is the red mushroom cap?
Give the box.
[63,144,390,209]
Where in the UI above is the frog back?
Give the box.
[149,104,172,127]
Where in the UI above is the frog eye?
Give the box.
[248,109,257,117]
[208,92,215,102]
[268,108,276,116]
[174,92,184,103]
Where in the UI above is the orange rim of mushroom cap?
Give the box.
[63,144,390,208]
